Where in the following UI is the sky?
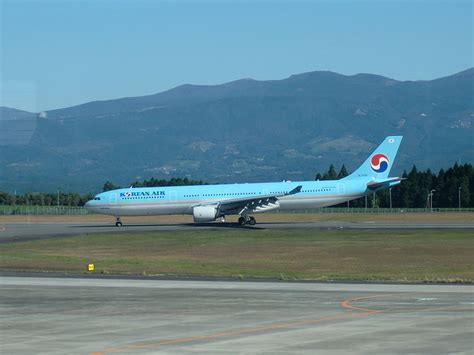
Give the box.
[1,0,472,112]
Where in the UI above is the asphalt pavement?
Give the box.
[1,219,473,243]
[1,277,473,354]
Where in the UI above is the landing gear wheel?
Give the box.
[220,216,226,223]
[115,217,122,227]
[238,217,246,226]
[248,217,256,226]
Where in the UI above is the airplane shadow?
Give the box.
[70,222,266,230]
[193,222,266,230]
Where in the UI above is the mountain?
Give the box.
[1,68,473,193]
[0,107,37,146]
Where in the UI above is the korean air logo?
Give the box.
[123,192,131,197]
[370,153,389,173]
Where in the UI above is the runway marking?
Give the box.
[339,293,390,313]
[92,292,474,354]
[341,293,473,314]
[93,294,388,354]
[97,314,371,354]
[91,292,471,355]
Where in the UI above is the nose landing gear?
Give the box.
[115,217,122,227]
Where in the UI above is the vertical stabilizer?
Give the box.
[344,136,403,180]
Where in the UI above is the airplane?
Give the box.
[85,136,403,226]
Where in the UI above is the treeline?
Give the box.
[0,191,93,207]
[103,177,206,191]
[315,164,348,180]
[315,162,473,208]
[0,164,472,208]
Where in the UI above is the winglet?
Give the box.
[287,185,302,195]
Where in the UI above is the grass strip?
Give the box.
[0,229,472,283]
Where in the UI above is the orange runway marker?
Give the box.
[93,293,392,354]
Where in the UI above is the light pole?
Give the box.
[458,187,462,210]
[57,188,60,208]
[430,189,435,212]
[389,188,392,210]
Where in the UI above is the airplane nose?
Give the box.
[84,201,92,210]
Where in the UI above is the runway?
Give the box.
[1,277,473,354]
[1,220,474,243]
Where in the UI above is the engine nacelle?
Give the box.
[193,205,218,223]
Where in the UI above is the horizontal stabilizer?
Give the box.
[367,177,405,189]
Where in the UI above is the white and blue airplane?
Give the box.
[85,136,403,226]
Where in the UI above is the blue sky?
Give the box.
[1,0,472,112]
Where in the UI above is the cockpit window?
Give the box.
[93,197,101,200]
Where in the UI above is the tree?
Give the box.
[459,176,470,207]
[103,181,118,192]
[337,164,349,179]
[323,164,338,180]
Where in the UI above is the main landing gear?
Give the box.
[238,216,256,226]
[115,217,123,227]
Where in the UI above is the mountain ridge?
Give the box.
[2,68,471,116]
[1,68,472,193]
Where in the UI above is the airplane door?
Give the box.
[262,189,269,195]
[337,183,345,194]
[169,191,177,201]
[109,193,118,204]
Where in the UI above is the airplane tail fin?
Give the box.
[344,136,403,180]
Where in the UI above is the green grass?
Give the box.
[1,229,473,282]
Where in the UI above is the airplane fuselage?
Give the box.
[85,136,403,226]
[86,179,368,217]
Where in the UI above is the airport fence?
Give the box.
[275,207,474,214]
[0,205,473,216]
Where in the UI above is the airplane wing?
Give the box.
[198,185,302,216]
[367,177,405,190]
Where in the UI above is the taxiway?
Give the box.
[1,220,474,243]
[1,277,473,354]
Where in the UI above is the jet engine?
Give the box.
[193,205,218,223]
